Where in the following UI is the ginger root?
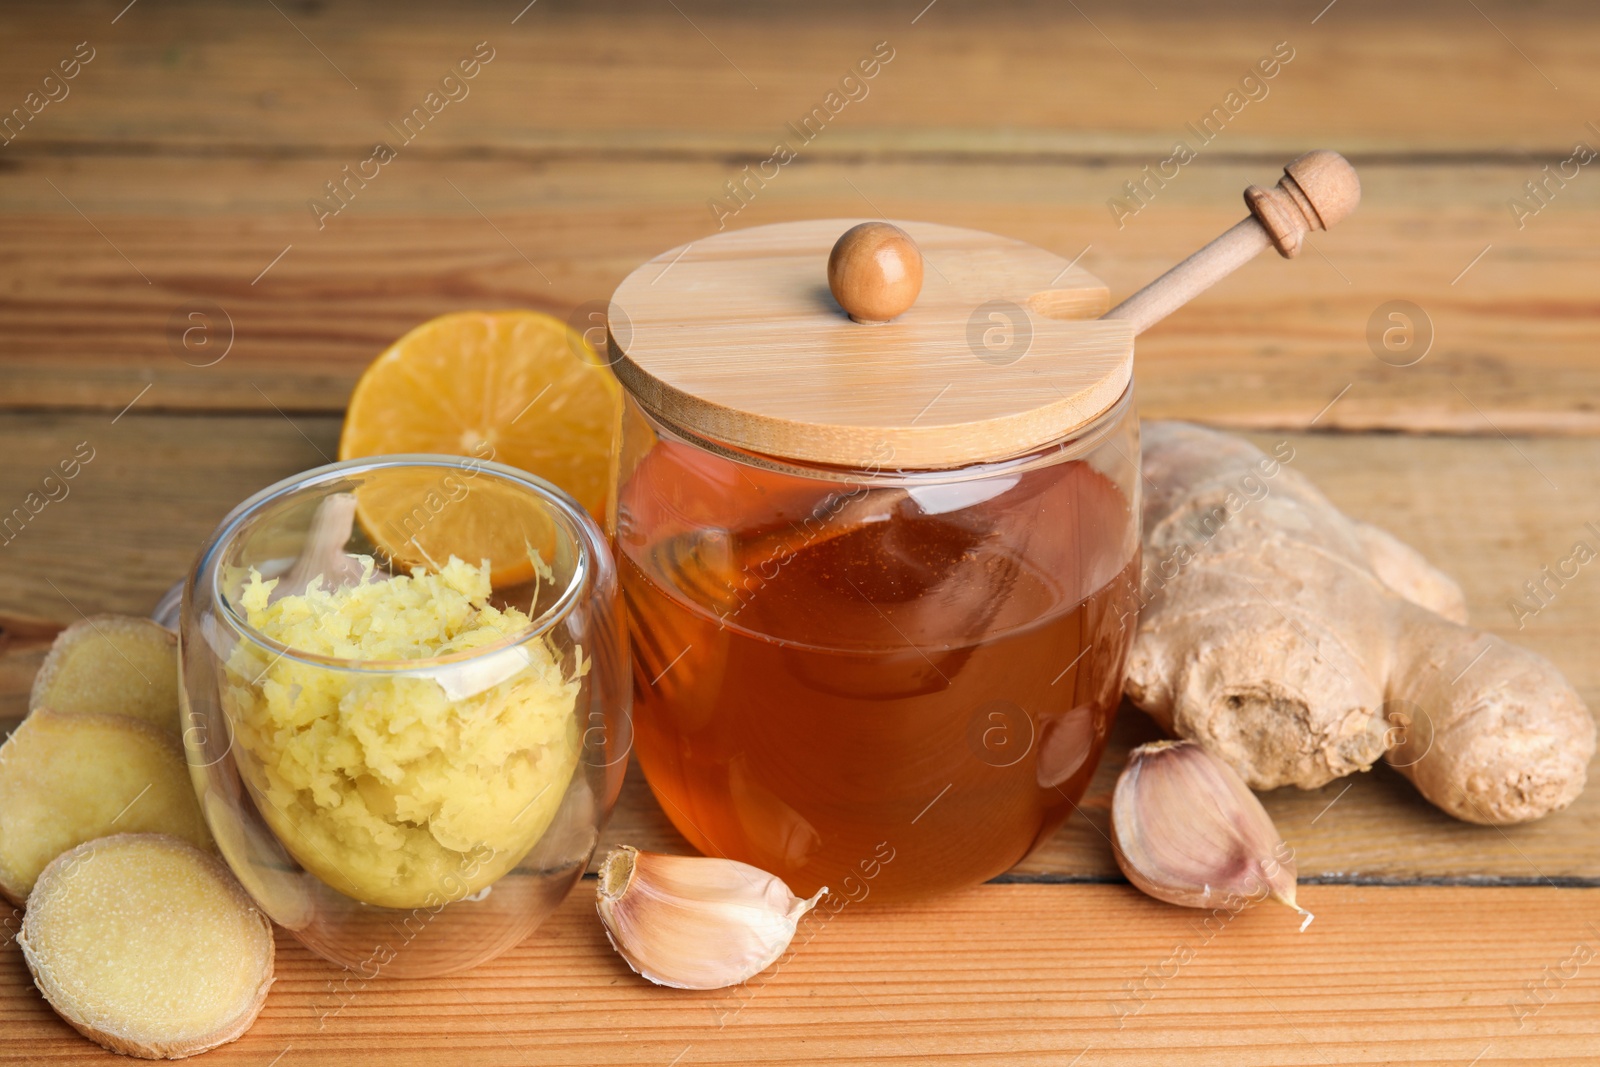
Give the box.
[18,833,273,1060]
[1125,421,1595,824]
[30,616,180,734]
[0,710,212,903]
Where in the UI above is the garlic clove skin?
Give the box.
[595,846,826,990]
[1112,740,1310,927]
[270,492,371,603]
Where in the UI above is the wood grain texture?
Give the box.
[5,884,1600,1065]
[1,158,1595,431]
[1,0,1597,157]
[610,218,1131,467]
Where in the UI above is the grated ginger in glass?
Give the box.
[221,556,581,909]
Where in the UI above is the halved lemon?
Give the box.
[339,310,622,584]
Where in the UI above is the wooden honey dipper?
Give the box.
[829,149,1361,335]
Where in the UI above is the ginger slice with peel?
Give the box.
[0,710,212,904]
[19,834,274,1060]
[30,615,181,734]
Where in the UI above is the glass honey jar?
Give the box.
[607,220,1142,900]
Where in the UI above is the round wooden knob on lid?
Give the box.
[827,222,924,324]
[606,219,1133,470]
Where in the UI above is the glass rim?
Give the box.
[629,382,1136,487]
[191,454,599,674]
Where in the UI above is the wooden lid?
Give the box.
[607,219,1133,470]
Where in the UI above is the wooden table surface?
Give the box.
[3,1,1599,1063]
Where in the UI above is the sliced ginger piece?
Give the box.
[0,710,212,904]
[19,833,274,1059]
[31,615,181,734]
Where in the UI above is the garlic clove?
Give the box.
[270,492,370,603]
[595,846,825,990]
[1111,740,1311,929]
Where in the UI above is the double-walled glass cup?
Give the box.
[181,456,629,978]
[615,386,1141,902]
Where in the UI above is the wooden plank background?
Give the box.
[1,0,1598,1062]
[0,0,1596,430]
[7,885,1600,1067]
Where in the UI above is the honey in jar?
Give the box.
[607,220,1141,900]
